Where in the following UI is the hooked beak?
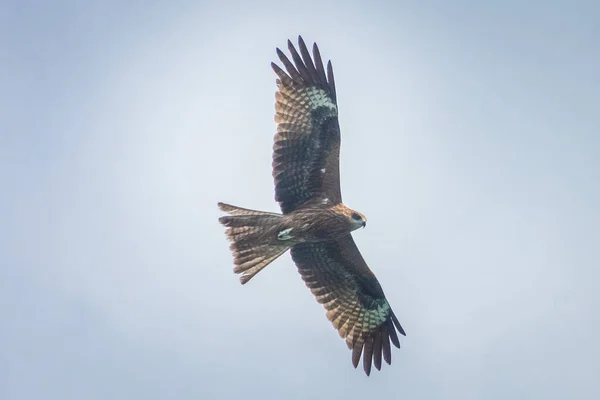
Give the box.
[362,221,366,228]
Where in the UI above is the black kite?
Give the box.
[218,36,405,375]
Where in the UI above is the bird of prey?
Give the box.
[218,36,405,375]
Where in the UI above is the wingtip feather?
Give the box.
[389,320,401,348]
[363,337,374,376]
[392,313,406,336]
[373,331,382,371]
[351,343,362,369]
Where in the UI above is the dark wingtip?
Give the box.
[373,333,382,371]
[297,36,307,53]
[382,326,392,365]
[363,358,372,376]
[392,313,406,336]
[275,47,285,60]
[351,343,361,369]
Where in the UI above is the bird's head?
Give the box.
[348,209,367,230]
[331,204,367,232]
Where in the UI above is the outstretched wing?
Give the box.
[290,235,405,375]
[271,36,342,214]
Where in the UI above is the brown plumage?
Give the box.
[218,36,405,375]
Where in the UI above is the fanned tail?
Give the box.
[218,202,290,284]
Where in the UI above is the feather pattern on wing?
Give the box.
[272,36,342,214]
[290,235,406,375]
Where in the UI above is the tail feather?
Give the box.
[218,202,290,284]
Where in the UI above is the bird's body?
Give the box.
[277,203,367,243]
[218,36,405,375]
[219,201,364,257]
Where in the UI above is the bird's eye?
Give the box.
[351,213,362,221]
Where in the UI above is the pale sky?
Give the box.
[2,1,599,399]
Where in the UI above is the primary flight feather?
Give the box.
[218,36,405,375]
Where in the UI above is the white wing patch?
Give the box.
[277,228,294,241]
[367,302,391,330]
[305,87,337,112]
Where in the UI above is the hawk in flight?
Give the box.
[218,36,405,375]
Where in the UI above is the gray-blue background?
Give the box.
[2,1,598,399]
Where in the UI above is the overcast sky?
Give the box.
[2,0,599,399]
